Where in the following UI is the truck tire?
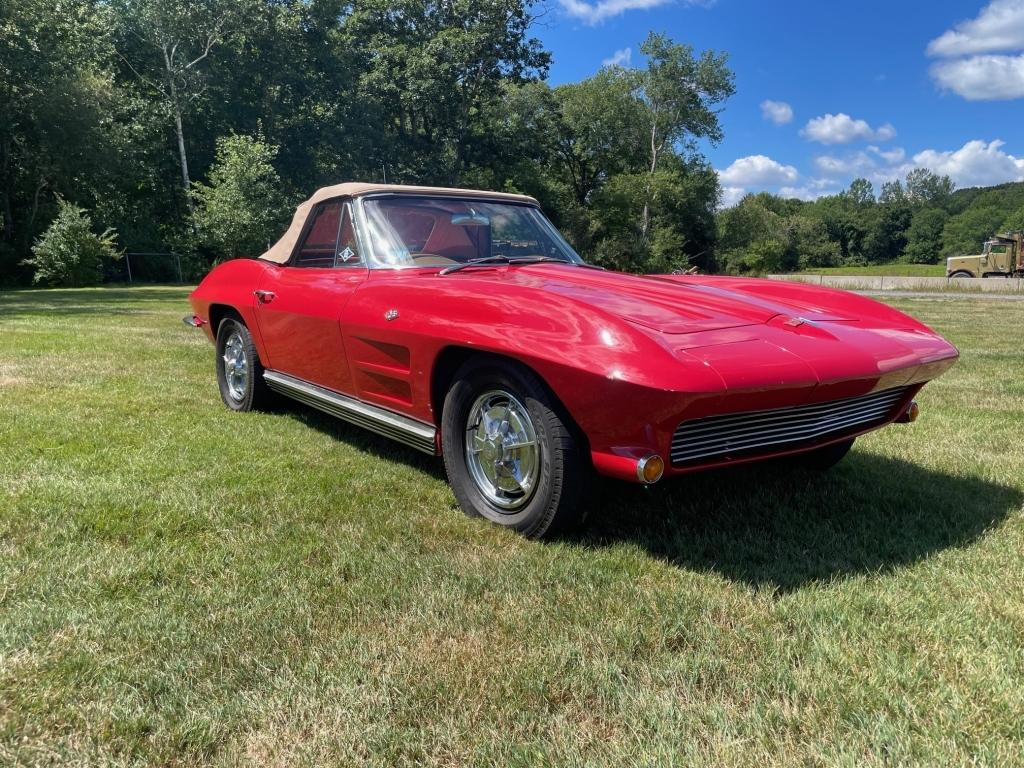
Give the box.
[948,270,973,279]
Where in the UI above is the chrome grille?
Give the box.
[670,386,909,466]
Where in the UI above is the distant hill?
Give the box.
[943,181,1024,258]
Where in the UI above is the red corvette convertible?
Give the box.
[187,183,958,537]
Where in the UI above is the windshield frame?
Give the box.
[351,193,585,270]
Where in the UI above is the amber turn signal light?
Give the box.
[637,455,665,484]
[896,400,920,423]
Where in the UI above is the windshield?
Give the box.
[360,196,583,268]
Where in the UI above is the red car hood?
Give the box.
[503,265,854,334]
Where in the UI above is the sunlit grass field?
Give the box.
[1,286,1022,766]
[796,264,947,277]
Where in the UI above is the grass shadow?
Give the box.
[574,453,1019,592]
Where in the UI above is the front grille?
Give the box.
[670,386,910,466]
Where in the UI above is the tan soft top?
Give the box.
[259,182,539,264]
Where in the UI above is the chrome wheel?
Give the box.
[222,331,248,401]
[465,390,540,511]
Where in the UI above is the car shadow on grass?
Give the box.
[575,453,1020,592]
[283,401,448,480]
[271,401,1018,593]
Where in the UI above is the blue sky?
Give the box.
[536,0,1024,204]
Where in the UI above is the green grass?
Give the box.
[796,264,947,277]
[1,286,1023,766]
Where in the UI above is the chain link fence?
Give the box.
[109,252,185,284]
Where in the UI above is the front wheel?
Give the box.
[948,270,974,279]
[441,358,587,538]
[215,317,272,412]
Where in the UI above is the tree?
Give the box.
[112,0,248,215]
[804,194,870,263]
[905,169,955,207]
[550,72,648,207]
[843,178,876,207]
[788,215,840,269]
[863,201,912,263]
[904,207,949,263]
[23,200,120,286]
[586,157,721,273]
[634,33,734,238]
[192,132,289,259]
[342,0,550,184]
[716,195,785,274]
[879,180,907,204]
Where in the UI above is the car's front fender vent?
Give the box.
[670,386,911,466]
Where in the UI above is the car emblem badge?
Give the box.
[339,246,355,263]
[785,316,809,327]
[385,309,399,321]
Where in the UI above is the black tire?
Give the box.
[441,357,587,538]
[948,270,974,279]
[794,438,855,470]
[215,316,272,412]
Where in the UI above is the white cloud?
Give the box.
[801,113,897,144]
[814,151,876,176]
[927,0,1024,57]
[927,1,1024,101]
[559,0,678,25]
[811,147,911,187]
[930,54,1024,100]
[874,123,897,141]
[911,139,1024,188]
[778,182,837,202]
[868,145,906,164]
[718,155,799,187]
[720,186,747,207]
[601,48,632,67]
[760,100,793,125]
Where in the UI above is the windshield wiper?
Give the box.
[439,255,570,275]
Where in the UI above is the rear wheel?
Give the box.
[441,357,587,538]
[794,438,855,470]
[215,317,272,412]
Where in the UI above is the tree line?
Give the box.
[1,0,734,285]
[720,174,1024,275]
[3,0,1022,287]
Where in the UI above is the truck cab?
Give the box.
[947,232,1024,278]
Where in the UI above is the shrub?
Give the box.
[24,200,121,286]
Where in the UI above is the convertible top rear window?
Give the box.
[361,196,582,268]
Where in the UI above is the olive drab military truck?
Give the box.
[947,232,1024,278]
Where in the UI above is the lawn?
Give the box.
[1,287,1022,766]
[796,264,947,277]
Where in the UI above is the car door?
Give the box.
[253,199,368,394]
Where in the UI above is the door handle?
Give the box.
[254,290,276,304]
